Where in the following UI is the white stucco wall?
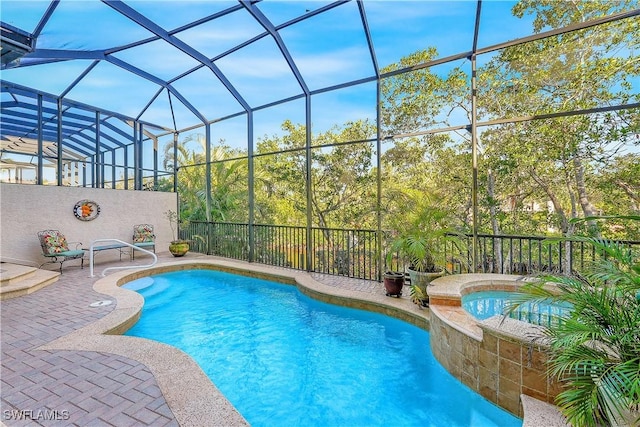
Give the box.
[0,183,177,267]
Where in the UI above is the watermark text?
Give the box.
[3,409,70,421]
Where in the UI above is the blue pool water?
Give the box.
[123,270,522,427]
[463,290,570,326]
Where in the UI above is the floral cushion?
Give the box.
[133,224,155,243]
[40,230,70,254]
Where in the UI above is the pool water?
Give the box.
[123,270,522,427]
[462,290,570,326]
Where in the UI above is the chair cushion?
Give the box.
[58,250,84,257]
[133,224,155,243]
[133,242,155,248]
[41,230,70,254]
[44,249,83,258]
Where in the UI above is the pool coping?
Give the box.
[36,258,430,427]
[428,273,554,347]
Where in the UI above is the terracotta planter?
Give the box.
[383,271,405,297]
[169,241,189,257]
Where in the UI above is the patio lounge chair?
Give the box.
[132,224,155,259]
[37,230,84,273]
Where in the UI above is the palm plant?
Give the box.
[387,202,451,273]
[507,216,640,427]
[386,202,460,305]
[164,135,247,223]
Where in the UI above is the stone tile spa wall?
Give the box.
[427,275,565,418]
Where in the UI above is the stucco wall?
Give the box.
[0,183,177,267]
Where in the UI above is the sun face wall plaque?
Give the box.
[73,200,100,221]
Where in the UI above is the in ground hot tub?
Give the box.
[462,289,571,327]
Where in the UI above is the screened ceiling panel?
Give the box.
[170,66,244,125]
[0,60,97,96]
[137,89,185,130]
[214,37,304,107]
[127,0,236,30]
[112,39,202,82]
[1,91,14,103]
[280,3,375,91]
[0,90,55,144]
[256,1,336,26]
[37,0,156,50]
[63,61,165,118]
[0,0,512,139]
[367,1,478,69]
[175,9,266,61]
[0,111,35,130]
[0,1,50,34]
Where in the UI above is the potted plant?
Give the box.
[391,232,445,306]
[164,210,190,257]
[387,203,452,306]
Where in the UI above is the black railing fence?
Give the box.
[182,222,639,281]
[444,233,640,276]
[185,221,383,280]
[311,227,380,279]
[186,221,250,261]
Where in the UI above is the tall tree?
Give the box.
[255,120,377,229]
[478,0,639,237]
[379,48,470,233]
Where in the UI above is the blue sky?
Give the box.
[1,0,536,148]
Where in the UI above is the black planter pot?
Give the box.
[383,271,405,297]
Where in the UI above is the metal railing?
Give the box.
[444,233,640,276]
[310,227,380,279]
[89,238,157,277]
[185,222,382,280]
[188,221,250,261]
[182,222,639,280]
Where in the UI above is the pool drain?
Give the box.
[89,300,113,307]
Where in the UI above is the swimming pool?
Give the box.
[462,290,570,326]
[123,270,522,427]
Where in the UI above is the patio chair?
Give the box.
[37,230,84,273]
[132,224,155,259]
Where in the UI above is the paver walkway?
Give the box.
[1,253,385,426]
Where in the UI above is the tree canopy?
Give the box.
[162,0,638,241]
